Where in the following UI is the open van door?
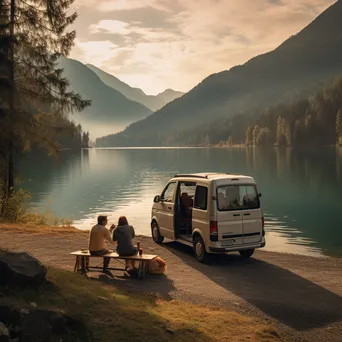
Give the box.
[157,182,176,239]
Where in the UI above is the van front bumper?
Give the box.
[209,241,266,253]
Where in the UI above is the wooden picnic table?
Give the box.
[70,250,158,279]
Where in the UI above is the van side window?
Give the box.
[240,185,260,209]
[161,182,177,202]
[194,186,208,210]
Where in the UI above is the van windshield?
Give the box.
[217,185,260,211]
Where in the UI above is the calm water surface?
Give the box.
[17,147,342,258]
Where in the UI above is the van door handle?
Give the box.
[244,213,251,216]
[233,214,240,217]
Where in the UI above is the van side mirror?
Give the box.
[258,193,262,197]
[153,195,161,203]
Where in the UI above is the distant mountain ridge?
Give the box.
[96,0,342,147]
[86,64,184,111]
[59,57,152,137]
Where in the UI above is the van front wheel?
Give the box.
[193,236,208,263]
[151,222,164,244]
[239,249,255,258]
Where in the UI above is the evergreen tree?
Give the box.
[227,136,233,146]
[245,126,252,146]
[336,108,341,141]
[0,0,90,198]
[204,134,210,147]
[252,125,261,146]
[285,123,292,146]
[276,116,283,145]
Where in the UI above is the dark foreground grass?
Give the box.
[2,267,280,342]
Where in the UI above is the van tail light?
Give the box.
[262,217,265,236]
[210,221,218,234]
[210,221,218,241]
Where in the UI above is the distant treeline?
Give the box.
[167,75,342,147]
[97,75,342,148]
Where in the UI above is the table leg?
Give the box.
[73,257,78,273]
[81,256,87,274]
[138,261,143,279]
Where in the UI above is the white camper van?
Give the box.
[151,173,265,262]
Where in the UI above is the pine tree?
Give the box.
[204,134,210,147]
[285,123,292,146]
[0,0,90,198]
[227,136,233,146]
[276,116,282,145]
[336,108,341,142]
[245,126,252,146]
[252,125,261,146]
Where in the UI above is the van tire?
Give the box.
[239,249,255,258]
[151,222,164,244]
[193,236,209,263]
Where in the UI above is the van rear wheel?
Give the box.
[151,222,164,244]
[239,249,255,258]
[193,236,209,263]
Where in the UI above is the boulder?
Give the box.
[0,251,46,288]
[20,309,67,342]
[0,303,87,342]
[0,322,9,342]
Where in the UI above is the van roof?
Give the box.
[171,173,255,182]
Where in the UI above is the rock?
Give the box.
[0,322,9,342]
[30,302,37,308]
[0,251,46,289]
[20,309,67,342]
[0,304,87,341]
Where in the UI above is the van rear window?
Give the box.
[217,185,260,211]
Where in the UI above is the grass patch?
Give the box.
[2,267,280,342]
[0,223,87,236]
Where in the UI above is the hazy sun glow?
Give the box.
[71,0,335,94]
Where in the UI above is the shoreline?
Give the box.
[2,223,338,260]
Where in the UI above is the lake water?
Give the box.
[17,147,342,258]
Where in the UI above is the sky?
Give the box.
[70,0,335,95]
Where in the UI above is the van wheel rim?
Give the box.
[195,242,203,256]
[152,226,158,240]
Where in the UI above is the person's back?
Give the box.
[89,223,112,252]
[113,216,137,256]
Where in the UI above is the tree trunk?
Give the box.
[8,0,15,193]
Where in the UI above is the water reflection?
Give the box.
[17,147,342,258]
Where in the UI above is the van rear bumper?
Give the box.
[209,242,266,253]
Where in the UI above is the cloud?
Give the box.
[71,0,335,94]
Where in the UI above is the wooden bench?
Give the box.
[70,251,158,279]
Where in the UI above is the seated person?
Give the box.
[180,192,193,219]
[88,215,115,273]
[112,216,137,270]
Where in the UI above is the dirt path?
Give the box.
[1,225,342,342]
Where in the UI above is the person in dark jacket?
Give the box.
[112,216,137,269]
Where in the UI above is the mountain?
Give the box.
[97,1,342,147]
[59,58,152,137]
[86,64,184,111]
